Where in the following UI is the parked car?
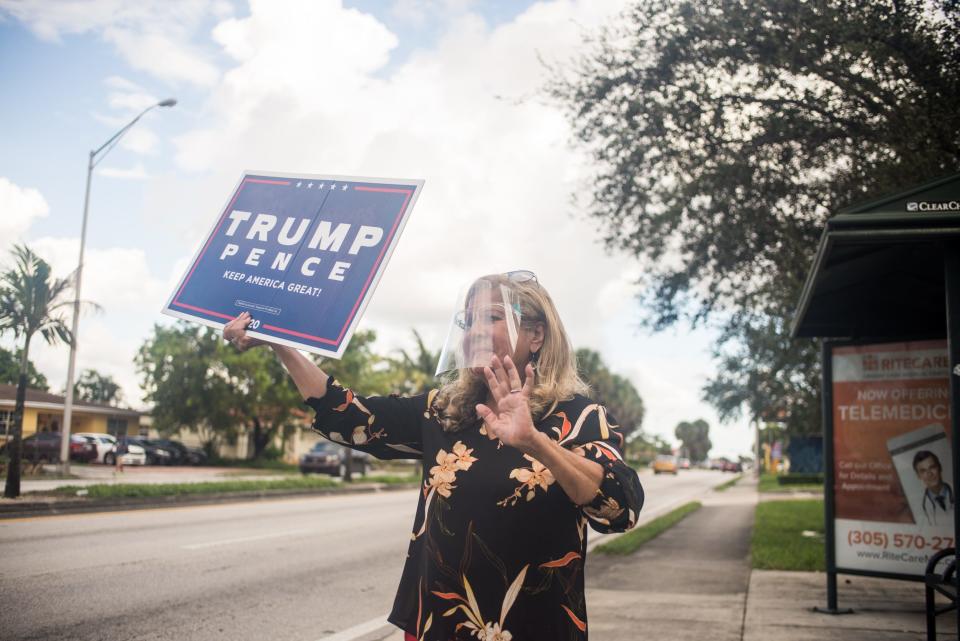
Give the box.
[300,441,371,476]
[126,436,173,465]
[677,457,691,470]
[150,438,208,465]
[2,432,98,463]
[652,454,679,475]
[75,433,147,466]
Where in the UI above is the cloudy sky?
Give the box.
[0,0,754,458]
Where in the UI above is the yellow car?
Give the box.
[653,454,679,475]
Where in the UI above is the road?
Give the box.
[0,469,729,641]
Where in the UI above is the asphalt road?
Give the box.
[0,469,730,641]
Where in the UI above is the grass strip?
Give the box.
[595,501,702,555]
[206,458,300,473]
[751,499,825,571]
[758,472,823,494]
[39,474,418,500]
[714,474,743,492]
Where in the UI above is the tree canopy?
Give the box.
[675,418,712,463]
[71,368,124,406]
[135,322,238,454]
[553,0,960,433]
[576,348,645,440]
[135,324,410,458]
[0,346,48,391]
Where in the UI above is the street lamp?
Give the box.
[59,98,177,472]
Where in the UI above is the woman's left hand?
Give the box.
[476,355,543,454]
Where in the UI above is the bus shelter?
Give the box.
[792,173,960,632]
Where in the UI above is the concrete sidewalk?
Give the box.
[586,477,956,640]
[373,477,956,640]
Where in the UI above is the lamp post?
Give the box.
[59,98,176,472]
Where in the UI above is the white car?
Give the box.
[76,433,147,466]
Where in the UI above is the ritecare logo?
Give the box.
[906,201,960,212]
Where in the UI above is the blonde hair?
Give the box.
[433,274,588,431]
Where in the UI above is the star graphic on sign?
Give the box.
[330,183,338,190]
[341,184,348,191]
[307,182,313,189]
[318,183,325,189]
[296,181,302,187]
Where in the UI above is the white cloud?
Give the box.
[163,2,643,337]
[118,127,159,155]
[0,177,49,243]
[1,0,222,86]
[97,162,149,180]
[21,238,178,406]
[105,27,220,86]
[389,0,476,26]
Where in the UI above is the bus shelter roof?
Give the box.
[792,173,960,339]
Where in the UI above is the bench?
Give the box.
[925,547,958,640]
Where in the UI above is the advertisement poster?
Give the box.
[163,172,424,357]
[832,340,953,576]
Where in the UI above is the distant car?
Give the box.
[652,454,678,475]
[678,457,691,470]
[150,438,208,466]
[3,432,98,463]
[722,460,743,473]
[300,441,371,476]
[75,433,147,466]
[126,437,173,465]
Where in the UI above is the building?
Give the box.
[0,384,143,441]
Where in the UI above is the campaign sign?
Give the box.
[162,171,424,358]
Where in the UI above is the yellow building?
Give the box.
[0,384,143,441]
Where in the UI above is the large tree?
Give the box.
[675,419,712,463]
[219,341,301,460]
[576,348,645,439]
[553,0,960,433]
[71,368,124,406]
[135,324,402,461]
[135,322,237,456]
[0,346,48,391]
[0,245,74,498]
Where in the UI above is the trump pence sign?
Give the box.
[162,171,424,357]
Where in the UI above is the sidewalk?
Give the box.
[375,477,955,640]
[585,477,956,640]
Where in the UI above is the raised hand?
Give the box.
[476,355,542,453]
[222,311,266,351]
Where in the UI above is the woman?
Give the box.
[223,271,644,641]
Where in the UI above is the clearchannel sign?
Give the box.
[906,200,960,212]
[162,171,424,358]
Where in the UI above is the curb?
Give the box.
[0,482,420,519]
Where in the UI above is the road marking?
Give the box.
[313,615,393,641]
[181,528,312,550]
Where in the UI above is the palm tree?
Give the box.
[0,245,74,498]
[394,329,441,395]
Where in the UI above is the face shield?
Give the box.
[435,276,529,377]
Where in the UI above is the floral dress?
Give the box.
[306,377,644,641]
